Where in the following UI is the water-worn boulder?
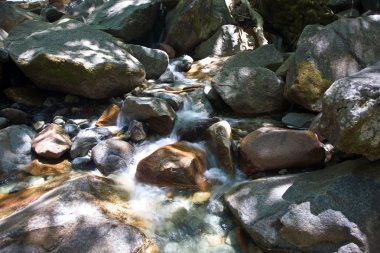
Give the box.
[0,2,42,33]
[206,121,233,175]
[0,175,151,252]
[239,127,326,174]
[24,158,71,176]
[222,44,284,71]
[194,24,255,60]
[125,44,169,79]
[88,0,160,42]
[0,125,35,178]
[285,15,380,111]
[70,127,112,158]
[318,61,380,160]
[225,158,380,253]
[136,142,208,190]
[164,0,233,54]
[92,138,134,175]
[212,67,287,115]
[32,123,71,159]
[122,96,176,135]
[5,19,145,99]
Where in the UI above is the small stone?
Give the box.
[0,108,28,124]
[192,191,211,204]
[53,116,66,125]
[32,121,45,132]
[96,104,121,127]
[128,120,147,142]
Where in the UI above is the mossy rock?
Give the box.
[5,19,145,99]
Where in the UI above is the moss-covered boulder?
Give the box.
[164,0,234,54]
[5,19,145,99]
[318,61,380,160]
[285,15,380,111]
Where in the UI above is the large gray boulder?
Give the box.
[212,66,287,115]
[125,44,169,79]
[164,0,233,54]
[318,61,380,160]
[0,175,151,252]
[122,96,176,135]
[225,158,380,253]
[222,44,284,71]
[0,125,35,178]
[5,19,145,99]
[66,0,108,19]
[88,0,160,42]
[0,2,42,33]
[285,15,380,112]
[194,24,255,60]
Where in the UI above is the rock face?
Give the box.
[318,61,380,160]
[0,125,35,178]
[70,127,112,159]
[222,44,284,71]
[206,121,233,175]
[136,142,208,190]
[92,138,134,175]
[88,0,160,42]
[225,158,380,253]
[32,123,71,159]
[194,24,255,60]
[122,96,176,135]
[239,127,326,174]
[0,2,42,32]
[125,44,169,79]
[212,67,286,115]
[285,15,380,111]
[5,19,145,99]
[0,175,150,252]
[164,0,233,54]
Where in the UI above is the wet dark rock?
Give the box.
[92,138,134,175]
[170,55,193,72]
[225,158,380,253]
[281,112,317,129]
[70,127,112,159]
[0,107,28,124]
[41,6,65,22]
[0,125,35,179]
[0,117,9,129]
[63,123,80,138]
[71,156,95,171]
[176,116,219,142]
[127,120,147,143]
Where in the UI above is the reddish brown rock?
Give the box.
[136,142,208,190]
[96,104,121,127]
[32,124,71,159]
[24,159,71,176]
[239,127,326,174]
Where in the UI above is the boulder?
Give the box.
[70,127,112,158]
[88,0,160,42]
[194,24,255,60]
[175,115,219,142]
[0,108,28,124]
[0,175,151,252]
[126,44,169,79]
[159,43,175,58]
[66,0,108,19]
[127,120,147,142]
[24,158,71,176]
[285,15,380,111]
[136,142,208,190]
[164,0,233,54]
[0,125,35,178]
[318,61,380,160]
[227,117,285,139]
[239,127,326,174]
[92,138,134,175]
[5,19,145,99]
[32,123,72,159]
[95,104,121,127]
[212,67,287,115]
[122,96,176,135]
[225,158,380,253]
[0,2,42,33]
[206,121,233,175]
[170,54,194,72]
[222,44,284,71]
